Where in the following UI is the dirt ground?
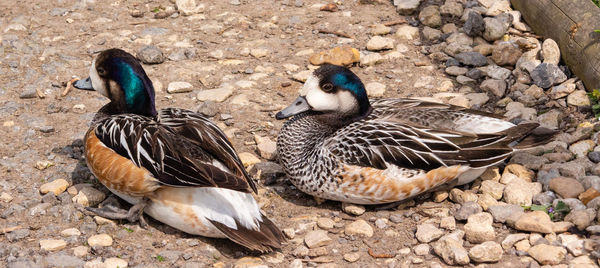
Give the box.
[0,0,578,267]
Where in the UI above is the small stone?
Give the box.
[432,231,470,265]
[528,244,566,265]
[342,252,361,263]
[342,203,365,216]
[0,192,13,202]
[552,221,574,233]
[371,24,391,35]
[469,241,503,263]
[396,25,420,40]
[234,257,263,268]
[440,216,456,230]
[419,5,442,28]
[345,219,373,237]
[309,46,360,66]
[415,223,444,243]
[88,234,113,247]
[463,11,484,36]
[304,230,332,248]
[541,39,560,65]
[449,188,478,204]
[196,84,234,102]
[375,218,388,229]
[238,152,260,167]
[579,188,600,205]
[283,228,295,239]
[480,79,506,97]
[414,244,431,255]
[440,0,463,17]
[514,211,554,233]
[501,233,528,250]
[455,202,483,221]
[549,177,585,198]
[167,81,193,93]
[491,42,522,66]
[6,228,29,242]
[292,70,312,82]
[486,0,511,16]
[316,218,335,229]
[455,52,488,67]
[250,48,269,58]
[40,179,69,195]
[422,26,442,41]
[564,209,595,230]
[71,186,105,207]
[104,258,128,268]
[60,228,81,237]
[365,82,386,97]
[567,90,591,107]
[366,36,394,51]
[433,190,449,202]
[360,53,384,66]
[445,66,468,76]
[483,17,508,41]
[72,246,89,257]
[395,0,421,14]
[137,45,165,64]
[466,93,489,107]
[464,212,495,243]
[514,239,531,251]
[255,135,277,160]
[40,239,67,251]
[176,0,204,15]
[480,180,505,200]
[530,63,567,89]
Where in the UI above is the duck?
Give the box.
[73,48,285,252]
[275,64,555,205]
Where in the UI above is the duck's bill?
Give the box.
[275,96,311,120]
[73,77,94,90]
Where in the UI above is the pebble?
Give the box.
[255,135,277,160]
[449,188,478,204]
[491,42,522,66]
[549,177,585,198]
[481,64,512,80]
[422,26,442,41]
[250,48,269,58]
[528,244,566,265]
[564,209,596,230]
[483,17,508,41]
[371,24,391,35]
[343,252,360,262]
[502,233,529,250]
[445,66,468,76]
[503,181,534,206]
[308,46,360,66]
[196,84,234,102]
[514,211,554,233]
[432,231,470,265]
[292,70,312,82]
[440,0,463,17]
[415,223,444,243]
[40,239,67,251]
[541,39,561,65]
[394,0,421,14]
[455,201,483,221]
[366,36,394,51]
[316,218,335,229]
[87,233,113,247]
[396,25,420,40]
[455,52,488,67]
[137,45,165,64]
[530,63,567,89]
[167,81,193,93]
[60,228,81,237]
[104,258,128,268]
[469,241,503,263]
[360,53,384,66]
[579,188,600,205]
[514,239,531,251]
[344,219,373,237]
[342,203,365,216]
[39,179,69,195]
[72,246,89,257]
[419,5,441,28]
[480,79,506,97]
[440,216,456,230]
[72,186,106,207]
[480,180,505,200]
[304,230,332,248]
[365,82,386,97]
[0,192,13,202]
[239,152,261,167]
[6,228,30,242]
[567,90,591,107]
[414,244,431,255]
[463,11,485,37]
[464,212,495,243]
[234,257,263,268]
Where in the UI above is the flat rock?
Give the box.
[480,79,506,97]
[464,212,495,243]
[40,179,69,195]
[167,81,193,93]
[480,180,505,200]
[40,239,67,251]
[304,230,332,248]
[432,231,470,266]
[567,90,591,107]
[488,204,524,224]
[345,219,373,237]
[196,84,234,102]
[366,36,394,51]
[528,244,566,265]
[239,152,261,167]
[514,211,554,233]
[415,223,444,243]
[87,234,113,247]
[342,203,365,216]
[309,46,360,66]
[564,209,596,230]
[396,25,420,40]
[454,202,482,221]
[455,52,488,67]
[104,258,128,268]
[71,186,105,207]
[365,82,386,97]
[468,241,503,263]
[541,38,560,65]
[394,0,421,14]
[530,63,567,89]
[549,177,585,198]
[501,233,529,250]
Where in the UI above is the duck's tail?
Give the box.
[503,122,558,149]
[209,215,285,253]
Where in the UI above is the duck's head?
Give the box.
[74,48,157,117]
[276,64,371,122]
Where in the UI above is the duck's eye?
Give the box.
[322,83,334,92]
[97,67,106,76]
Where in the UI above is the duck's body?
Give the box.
[76,49,284,252]
[276,65,555,205]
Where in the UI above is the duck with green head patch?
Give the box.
[276,64,556,205]
[74,48,285,252]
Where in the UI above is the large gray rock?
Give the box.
[137,45,165,64]
[530,63,567,89]
[394,0,422,15]
[463,11,484,36]
[455,52,488,66]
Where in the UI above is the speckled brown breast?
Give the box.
[84,130,160,196]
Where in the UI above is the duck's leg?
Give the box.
[86,197,149,229]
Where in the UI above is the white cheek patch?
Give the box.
[300,74,319,96]
[337,91,358,114]
[305,86,339,111]
[89,58,109,98]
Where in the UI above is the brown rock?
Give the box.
[491,42,522,66]
[579,188,600,205]
[309,46,360,66]
[549,177,585,198]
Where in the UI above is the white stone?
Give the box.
[366,36,395,51]
[167,81,193,93]
[104,258,128,268]
[40,239,67,251]
[60,228,81,237]
[87,234,113,247]
[196,84,234,102]
[365,82,386,97]
[396,25,420,40]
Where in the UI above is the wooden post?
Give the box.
[512,0,600,91]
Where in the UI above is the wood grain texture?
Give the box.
[512,0,600,90]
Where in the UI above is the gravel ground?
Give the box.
[1,0,600,267]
